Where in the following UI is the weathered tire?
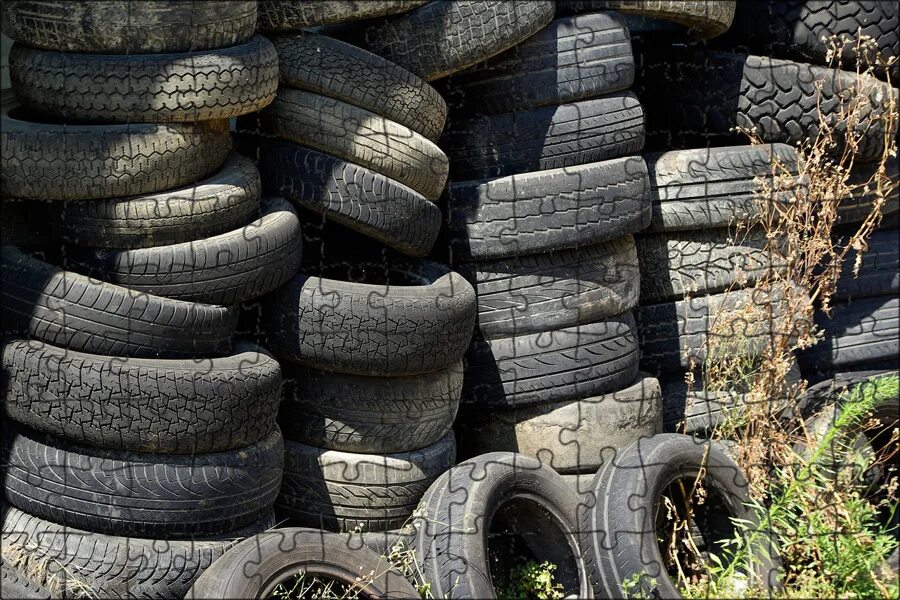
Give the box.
[839,157,900,224]
[1,98,231,201]
[281,360,462,454]
[53,153,261,249]
[457,375,662,473]
[0,559,50,600]
[0,1,257,53]
[257,0,428,30]
[441,93,645,181]
[834,226,899,301]
[271,31,446,141]
[463,312,640,408]
[10,35,278,123]
[445,156,651,261]
[462,236,641,338]
[414,452,592,599]
[347,0,555,81]
[264,259,476,376]
[1,338,281,454]
[254,140,441,257]
[0,505,274,599]
[439,12,634,115]
[278,432,455,532]
[185,528,419,599]
[1,247,237,358]
[579,434,779,598]
[559,0,736,38]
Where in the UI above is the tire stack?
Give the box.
[0,2,293,597]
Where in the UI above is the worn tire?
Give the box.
[1,98,230,201]
[1,338,281,454]
[0,1,257,53]
[278,432,455,532]
[457,374,662,473]
[264,259,476,376]
[445,156,650,261]
[839,157,900,224]
[257,0,428,30]
[834,226,899,301]
[439,12,634,115]
[462,236,641,338]
[463,312,640,408]
[0,559,50,600]
[281,360,461,454]
[559,0,736,38]
[1,247,237,358]
[272,31,446,141]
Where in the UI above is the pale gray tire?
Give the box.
[257,0,428,30]
[0,558,50,600]
[560,472,597,496]
[558,0,736,38]
[277,432,455,532]
[457,374,662,474]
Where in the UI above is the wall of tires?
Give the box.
[0,1,897,598]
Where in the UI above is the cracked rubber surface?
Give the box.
[1,338,281,454]
[257,0,428,30]
[278,432,455,532]
[559,0,736,38]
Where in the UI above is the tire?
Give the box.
[0,1,257,53]
[0,505,274,599]
[10,36,278,123]
[347,0,555,81]
[834,227,899,301]
[579,434,779,598]
[251,89,448,200]
[440,93,645,181]
[2,424,283,538]
[53,153,262,249]
[560,472,597,495]
[559,0,736,38]
[253,140,441,257]
[1,98,231,201]
[463,312,640,408]
[462,236,641,338]
[0,559,50,600]
[185,528,419,599]
[257,0,428,30]
[280,360,462,454]
[839,157,900,224]
[1,338,281,454]
[264,259,476,376]
[277,432,455,532]
[1,247,237,358]
[636,228,785,303]
[456,374,662,473]
[645,144,799,232]
[271,31,447,141]
[438,12,634,115]
[65,197,302,305]
[414,452,592,599]
[445,156,651,261]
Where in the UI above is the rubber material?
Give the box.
[559,0,736,38]
[257,0,428,30]
[834,226,899,301]
[0,558,50,600]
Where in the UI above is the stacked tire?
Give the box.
[0,3,292,597]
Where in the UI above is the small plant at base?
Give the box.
[496,561,564,600]
[621,572,660,599]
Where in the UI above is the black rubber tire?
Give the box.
[579,434,779,598]
[463,312,640,408]
[0,505,274,599]
[271,31,446,141]
[185,528,419,599]
[64,197,302,305]
[252,89,448,200]
[445,156,651,261]
[281,360,462,454]
[257,0,428,31]
[414,452,592,599]
[10,36,278,123]
[834,227,899,301]
[462,236,641,338]
[645,144,799,232]
[562,0,735,37]
[252,140,441,257]
[53,153,262,249]
[1,97,231,201]
[2,424,284,538]
[0,1,257,53]
[839,157,900,224]
[1,338,281,454]
[441,92,645,181]
[278,432,455,532]
[345,0,555,81]
[0,558,50,600]
[1,246,237,358]
[636,228,785,303]
[456,374,662,473]
[438,12,634,116]
[264,258,476,376]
